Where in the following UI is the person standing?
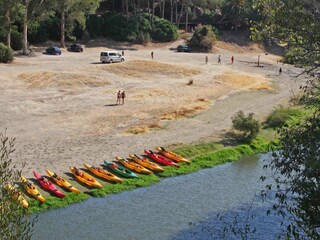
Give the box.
[231,55,234,64]
[218,55,221,64]
[116,90,121,105]
[205,56,208,64]
[122,50,124,56]
[151,51,154,60]
[121,91,126,105]
[279,67,282,75]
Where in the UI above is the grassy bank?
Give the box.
[27,137,274,214]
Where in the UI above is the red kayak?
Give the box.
[144,150,180,168]
[33,171,65,198]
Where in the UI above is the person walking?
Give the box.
[205,56,208,64]
[116,90,121,105]
[122,50,124,56]
[151,51,154,60]
[231,55,234,64]
[218,55,221,64]
[121,91,126,105]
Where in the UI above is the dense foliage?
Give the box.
[187,24,217,50]
[231,111,260,141]
[0,132,35,239]
[0,43,14,63]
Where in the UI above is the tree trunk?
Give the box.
[148,0,151,23]
[151,0,155,27]
[22,1,29,55]
[125,0,129,22]
[6,9,11,48]
[177,4,184,27]
[60,11,66,48]
[170,0,173,23]
[161,0,165,18]
[175,0,178,25]
[185,6,188,32]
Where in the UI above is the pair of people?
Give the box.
[116,90,126,105]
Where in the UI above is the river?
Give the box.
[32,154,285,240]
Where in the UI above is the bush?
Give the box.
[187,24,217,51]
[232,111,260,141]
[265,106,303,128]
[0,43,14,63]
[284,47,305,65]
[151,17,178,42]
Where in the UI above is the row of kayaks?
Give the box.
[9,147,190,208]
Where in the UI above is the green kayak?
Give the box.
[104,161,138,178]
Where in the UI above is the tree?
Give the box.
[223,0,248,31]
[231,111,260,142]
[0,132,36,239]
[0,0,20,48]
[251,0,320,238]
[55,0,101,48]
[22,0,53,55]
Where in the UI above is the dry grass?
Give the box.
[19,71,110,89]
[160,105,207,120]
[215,72,272,90]
[125,121,162,134]
[103,60,201,79]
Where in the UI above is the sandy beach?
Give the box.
[0,38,306,179]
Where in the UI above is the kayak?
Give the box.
[83,164,123,183]
[69,166,103,189]
[46,169,81,193]
[21,176,46,203]
[33,171,65,198]
[144,150,180,168]
[104,161,138,178]
[6,184,29,209]
[115,156,153,175]
[128,153,164,172]
[156,147,191,164]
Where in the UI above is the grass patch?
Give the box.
[264,106,304,128]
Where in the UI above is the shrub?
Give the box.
[231,111,260,141]
[187,24,217,51]
[265,106,303,128]
[0,43,14,63]
[151,17,178,42]
[284,47,305,65]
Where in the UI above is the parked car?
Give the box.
[177,45,192,52]
[70,43,83,52]
[45,46,61,55]
[100,51,125,63]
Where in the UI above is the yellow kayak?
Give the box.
[6,184,29,209]
[83,164,123,183]
[21,176,46,203]
[46,169,81,193]
[156,147,191,164]
[70,166,103,189]
[128,153,164,172]
[116,156,153,175]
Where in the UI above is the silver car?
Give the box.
[100,51,125,63]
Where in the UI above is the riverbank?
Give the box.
[27,137,275,213]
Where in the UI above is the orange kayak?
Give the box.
[21,176,46,203]
[128,153,164,172]
[156,147,191,164]
[83,164,123,183]
[70,166,103,189]
[46,169,81,193]
[116,156,153,175]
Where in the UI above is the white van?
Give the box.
[100,51,125,63]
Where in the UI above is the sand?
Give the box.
[0,38,307,178]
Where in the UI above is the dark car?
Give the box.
[45,46,61,55]
[70,43,83,52]
[177,45,192,52]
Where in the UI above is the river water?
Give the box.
[32,154,285,240]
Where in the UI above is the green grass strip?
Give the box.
[27,137,276,214]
